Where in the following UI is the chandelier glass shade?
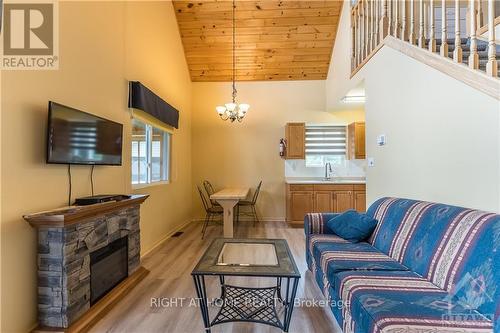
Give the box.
[215,0,249,123]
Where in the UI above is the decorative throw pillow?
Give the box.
[326,210,378,243]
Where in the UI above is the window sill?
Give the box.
[132,180,170,190]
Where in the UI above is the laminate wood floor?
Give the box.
[90,220,342,333]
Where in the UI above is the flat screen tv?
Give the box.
[47,101,123,165]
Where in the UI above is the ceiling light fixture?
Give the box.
[215,0,249,122]
[341,95,366,104]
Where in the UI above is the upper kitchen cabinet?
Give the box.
[284,122,305,159]
[347,122,366,160]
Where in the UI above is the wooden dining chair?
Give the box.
[197,185,223,239]
[237,181,262,225]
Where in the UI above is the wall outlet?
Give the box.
[367,157,375,167]
[377,134,386,146]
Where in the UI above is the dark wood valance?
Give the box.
[128,81,179,129]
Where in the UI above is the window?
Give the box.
[131,118,170,185]
[305,125,347,167]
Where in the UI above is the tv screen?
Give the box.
[47,101,123,165]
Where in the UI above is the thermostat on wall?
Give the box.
[377,134,386,146]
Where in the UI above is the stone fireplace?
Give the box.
[24,195,149,330]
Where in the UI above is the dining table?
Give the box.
[210,188,250,237]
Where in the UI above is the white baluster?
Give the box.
[388,0,393,35]
[485,0,498,76]
[352,11,356,70]
[365,0,369,57]
[375,0,380,45]
[401,0,407,41]
[410,0,416,44]
[419,0,426,47]
[394,0,400,38]
[424,1,429,40]
[375,0,382,45]
[371,0,376,51]
[440,0,448,56]
[380,0,390,39]
[358,6,362,65]
[453,0,463,62]
[354,3,361,67]
[429,0,436,52]
[469,0,480,68]
[360,0,365,61]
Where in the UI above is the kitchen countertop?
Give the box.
[285,177,366,184]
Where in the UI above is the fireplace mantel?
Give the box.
[24,194,149,227]
[24,194,149,331]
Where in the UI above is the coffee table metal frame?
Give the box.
[191,238,301,333]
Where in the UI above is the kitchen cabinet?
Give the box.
[333,191,354,212]
[284,122,305,159]
[348,122,366,160]
[314,191,333,213]
[287,185,314,222]
[286,183,366,226]
[354,187,367,213]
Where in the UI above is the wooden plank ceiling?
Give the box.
[173,1,343,82]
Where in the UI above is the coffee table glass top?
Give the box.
[217,243,278,266]
[192,238,300,277]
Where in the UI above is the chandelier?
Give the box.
[215,0,249,122]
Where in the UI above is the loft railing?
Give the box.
[351,0,499,78]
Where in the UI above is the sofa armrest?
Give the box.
[304,213,340,235]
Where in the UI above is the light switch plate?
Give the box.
[367,157,375,167]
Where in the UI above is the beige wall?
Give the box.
[326,0,364,111]
[364,46,500,212]
[191,81,364,220]
[326,1,499,212]
[0,2,192,332]
[125,2,193,256]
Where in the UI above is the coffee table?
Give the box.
[191,238,301,332]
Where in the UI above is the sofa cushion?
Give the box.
[393,205,500,320]
[308,234,350,257]
[311,241,379,295]
[333,270,493,333]
[307,234,349,268]
[324,256,409,284]
[367,198,500,321]
[326,210,378,243]
[312,241,409,295]
[366,198,426,254]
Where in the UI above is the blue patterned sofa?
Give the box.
[305,197,499,333]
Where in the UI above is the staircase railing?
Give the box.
[351,0,499,78]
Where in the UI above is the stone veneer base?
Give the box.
[33,266,149,333]
[37,205,141,328]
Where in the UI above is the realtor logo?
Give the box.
[1,0,58,69]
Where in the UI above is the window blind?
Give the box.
[305,125,347,156]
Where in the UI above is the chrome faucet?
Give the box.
[324,162,333,180]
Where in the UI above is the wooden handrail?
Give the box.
[351,35,500,100]
[351,0,500,79]
[477,16,500,36]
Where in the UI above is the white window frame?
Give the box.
[131,118,171,189]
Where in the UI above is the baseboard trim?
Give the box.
[141,219,194,259]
